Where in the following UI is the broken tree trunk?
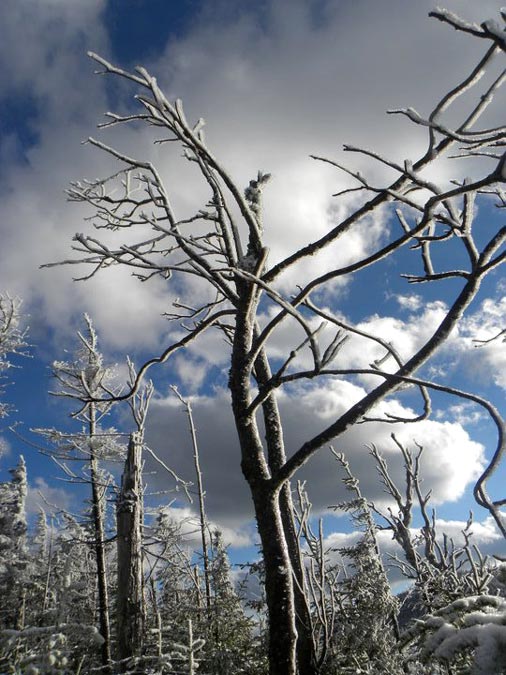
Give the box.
[116,431,145,666]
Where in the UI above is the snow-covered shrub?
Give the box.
[402,595,506,674]
[0,624,104,674]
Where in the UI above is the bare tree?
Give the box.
[116,367,153,668]
[370,436,493,614]
[52,9,506,674]
[171,387,212,611]
[116,431,145,668]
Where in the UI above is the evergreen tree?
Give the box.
[0,294,27,419]
[0,466,105,674]
[328,452,403,675]
[34,315,124,669]
[205,530,260,674]
[0,456,28,631]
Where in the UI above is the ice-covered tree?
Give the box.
[327,452,403,675]
[370,437,493,616]
[203,530,259,674]
[401,594,506,675]
[0,477,104,674]
[0,294,27,420]
[0,456,28,631]
[53,8,506,674]
[116,431,145,666]
[34,315,124,669]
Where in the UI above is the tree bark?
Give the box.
[251,484,298,675]
[89,407,112,670]
[90,454,111,668]
[254,348,318,675]
[230,307,298,673]
[116,431,145,667]
[279,484,318,675]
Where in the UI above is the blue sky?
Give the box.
[1,0,506,572]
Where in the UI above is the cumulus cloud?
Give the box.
[437,402,487,427]
[0,0,107,101]
[154,504,254,549]
[25,476,73,516]
[455,295,506,389]
[323,513,506,592]
[1,0,505,352]
[394,293,423,313]
[143,379,485,534]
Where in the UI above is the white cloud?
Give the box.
[25,476,73,516]
[142,379,485,539]
[173,354,210,392]
[0,0,108,121]
[455,296,506,389]
[438,402,486,426]
[2,0,505,354]
[323,514,506,591]
[250,298,451,390]
[284,379,485,507]
[354,301,449,364]
[154,504,253,549]
[395,294,423,312]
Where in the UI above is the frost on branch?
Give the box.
[0,294,27,418]
[0,456,27,579]
[402,595,506,675]
[42,7,506,673]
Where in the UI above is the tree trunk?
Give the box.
[230,290,305,675]
[90,453,111,668]
[251,484,298,675]
[177,391,211,609]
[89,407,112,670]
[279,484,319,675]
[116,431,145,666]
[254,348,318,675]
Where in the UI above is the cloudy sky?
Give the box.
[1,0,506,565]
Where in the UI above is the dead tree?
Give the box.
[116,431,145,666]
[370,436,493,613]
[116,366,154,667]
[171,386,212,611]
[52,9,506,674]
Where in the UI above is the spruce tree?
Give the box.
[0,456,28,631]
[329,452,403,675]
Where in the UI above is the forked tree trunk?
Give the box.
[251,485,298,675]
[254,348,318,675]
[232,423,299,673]
[231,294,300,675]
[116,431,145,666]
